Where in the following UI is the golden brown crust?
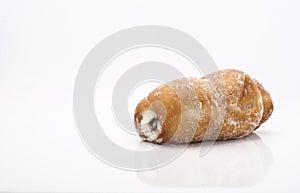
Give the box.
[254,79,274,127]
[134,69,273,144]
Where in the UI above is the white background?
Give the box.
[1,0,300,192]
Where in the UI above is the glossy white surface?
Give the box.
[1,0,299,192]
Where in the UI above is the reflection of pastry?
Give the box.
[134,69,273,144]
[137,133,273,187]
